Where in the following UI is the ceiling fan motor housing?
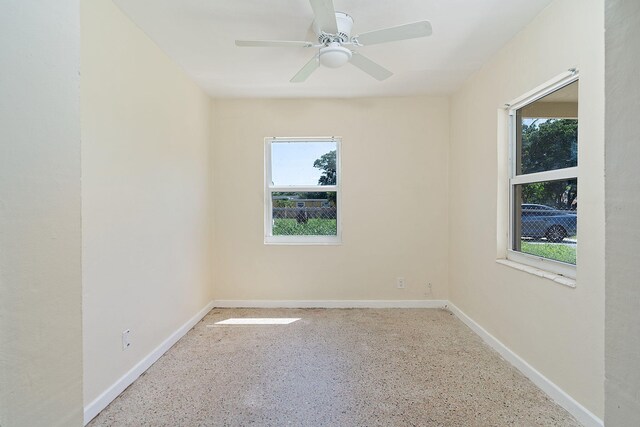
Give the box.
[315,12,354,44]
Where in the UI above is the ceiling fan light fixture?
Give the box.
[319,42,352,68]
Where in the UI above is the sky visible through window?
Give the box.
[523,118,549,126]
[271,141,336,186]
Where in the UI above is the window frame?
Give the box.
[264,137,342,245]
[506,70,579,278]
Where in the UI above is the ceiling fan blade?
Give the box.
[235,40,314,48]
[291,55,320,83]
[309,0,338,34]
[356,21,432,46]
[349,52,393,81]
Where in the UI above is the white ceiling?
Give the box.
[113,0,554,98]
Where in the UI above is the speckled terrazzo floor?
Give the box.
[89,308,580,426]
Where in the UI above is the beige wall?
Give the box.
[212,97,449,302]
[449,0,604,418]
[605,0,640,424]
[0,1,83,426]
[81,0,213,407]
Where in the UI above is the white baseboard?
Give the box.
[212,299,449,309]
[447,303,603,427]
[83,300,215,425]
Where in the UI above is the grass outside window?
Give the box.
[520,241,576,265]
[273,218,337,236]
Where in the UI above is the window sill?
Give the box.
[264,236,342,245]
[496,259,576,288]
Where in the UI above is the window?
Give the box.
[507,72,578,278]
[265,137,341,244]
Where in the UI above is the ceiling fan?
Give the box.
[235,0,432,83]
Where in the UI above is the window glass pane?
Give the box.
[271,141,337,186]
[516,81,578,175]
[513,179,577,265]
[272,192,337,236]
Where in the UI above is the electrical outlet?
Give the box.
[122,329,131,351]
[397,277,405,289]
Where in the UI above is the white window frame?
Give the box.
[506,70,579,279]
[264,137,342,245]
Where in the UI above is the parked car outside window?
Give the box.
[521,204,577,243]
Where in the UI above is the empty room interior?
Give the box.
[1,0,639,426]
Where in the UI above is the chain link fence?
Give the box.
[272,192,337,236]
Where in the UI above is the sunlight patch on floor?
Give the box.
[210,318,301,326]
